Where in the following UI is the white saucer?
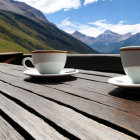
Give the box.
[23,68,79,78]
[108,75,140,88]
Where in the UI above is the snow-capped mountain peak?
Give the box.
[97,30,121,43]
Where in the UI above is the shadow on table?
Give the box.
[109,88,140,102]
[24,76,77,85]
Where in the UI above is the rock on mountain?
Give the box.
[94,30,133,53]
[111,33,140,53]
[117,33,132,42]
[96,30,121,43]
[0,0,48,23]
[96,30,132,44]
[71,31,96,46]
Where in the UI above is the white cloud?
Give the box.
[58,18,79,33]
[84,0,113,6]
[58,18,140,37]
[14,0,112,13]
[60,18,75,27]
[14,0,81,14]
[84,0,98,6]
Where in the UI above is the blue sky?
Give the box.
[46,0,140,25]
[16,0,140,37]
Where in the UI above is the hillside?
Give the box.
[0,0,48,23]
[0,10,97,54]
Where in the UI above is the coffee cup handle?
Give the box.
[22,57,34,70]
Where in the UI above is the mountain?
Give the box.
[0,10,97,54]
[96,30,121,43]
[111,33,140,53]
[117,33,132,42]
[71,31,96,46]
[94,30,133,53]
[72,30,135,53]
[0,0,48,23]
[71,30,121,53]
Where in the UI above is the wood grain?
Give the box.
[79,69,121,77]
[0,65,140,116]
[0,116,25,140]
[0,64,140,138]
[0,94,68,140]
[0,82,135,140]
[0,63,121,77]
[0,72,139,138]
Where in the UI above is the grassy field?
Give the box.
[0,38,30,53]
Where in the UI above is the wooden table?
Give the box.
[0,63,140,140]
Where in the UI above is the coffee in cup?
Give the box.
[22,50,67,74]
[120,46,140,83]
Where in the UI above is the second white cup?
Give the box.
[120,46,140,83]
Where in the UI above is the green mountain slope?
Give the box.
[0,38,29,53]
[0,10,97,54]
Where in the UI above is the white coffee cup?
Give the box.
[22,50,67,74]
[120,46,140,83]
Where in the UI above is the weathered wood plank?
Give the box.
[0,65,118,96]
[0,65,139,114]
[1,64,110,82]
[0,72,140,138]
[0,63,24,72]
[0,64,118,102]
[78,69,121,78]
[0,65,118,97]
[0,82,136,140]
[0,94,67,140]
[75,73,110,83]
[0,64,124,95]
[0,65,140,117]
[0,63,121,78]
[0,116,25,140]
[43,84,140,116]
